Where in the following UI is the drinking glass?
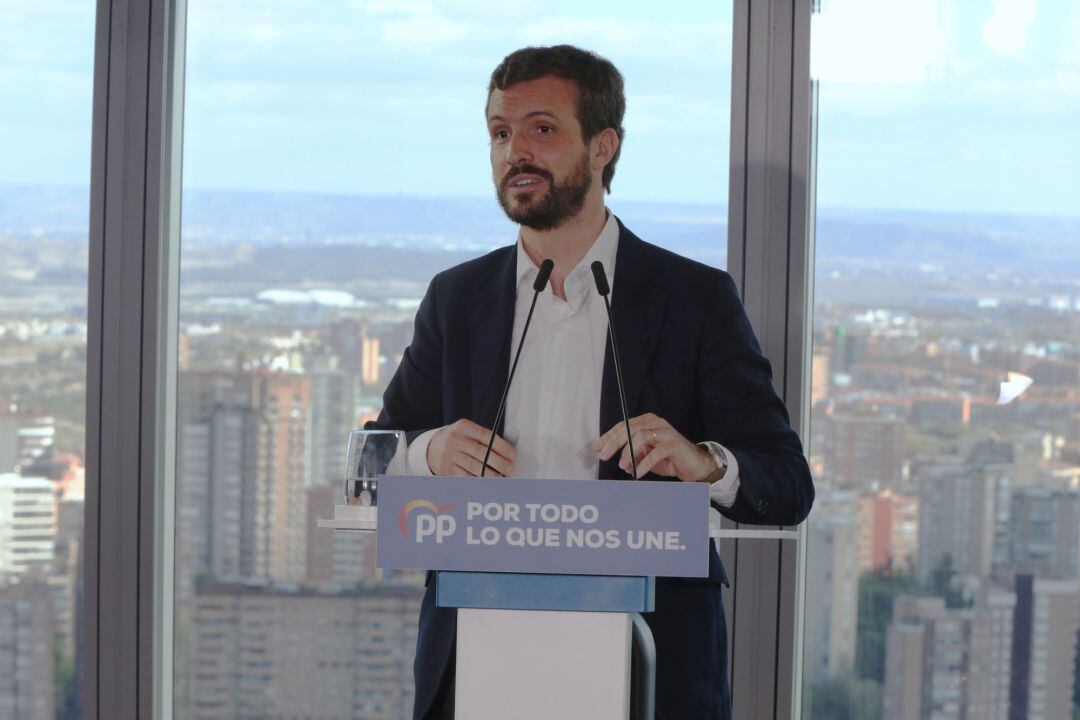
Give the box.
[343,429,408,506]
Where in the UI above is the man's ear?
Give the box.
[591,128,620,172]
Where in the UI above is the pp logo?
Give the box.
[398,500,457,543]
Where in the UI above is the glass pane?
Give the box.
[174,2,732,718]
[802,1,1080,719]
[0,2,94,719]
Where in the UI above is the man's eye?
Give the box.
[537,125,553,134]
[493,129,509,140]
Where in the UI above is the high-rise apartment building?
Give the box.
[810,352,831,407]
[1008,486,1080,580]
[0,404,55,473]
[0,579,55,720]
[50,492,84,660]
[0,473,57,580]
[917,453,1012,584]
[1009,575,1080,720]
[824,412,905,490]
[362,333,381,387]
[252,371,311,584]
[883,589,1014,720]
[308,355,357,489]
[177,368,312,588]
[176,372,258,601]
[324,319,364,375]
[188,579,422,720]
[857,489,918,572]
[803,491,860,682]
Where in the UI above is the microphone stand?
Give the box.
[481,258,554,477]
[590,261,638,480]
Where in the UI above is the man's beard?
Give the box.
[496,153,592,231]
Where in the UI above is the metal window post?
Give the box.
[725,0,814,717]
[85,0,185,717]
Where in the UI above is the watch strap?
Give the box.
[698,441,728,484]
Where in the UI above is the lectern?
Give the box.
[320,474,710,720]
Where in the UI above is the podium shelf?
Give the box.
[317,504,377,531]
[436,571,655,613]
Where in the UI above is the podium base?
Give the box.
[456,608,631,720]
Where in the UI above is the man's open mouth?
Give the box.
[510,176,544,188]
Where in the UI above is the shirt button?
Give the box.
[553,324,562,332]
[548,385,556,393]
[544,447,551,456]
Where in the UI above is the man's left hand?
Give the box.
[592,413,716,482]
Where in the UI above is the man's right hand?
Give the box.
[426,419,517,477]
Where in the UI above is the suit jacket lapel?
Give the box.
[467,248,517,433]
[599,223,668,480]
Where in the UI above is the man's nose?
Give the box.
[507,134,533,166]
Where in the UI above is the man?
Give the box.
[370,45,814,719]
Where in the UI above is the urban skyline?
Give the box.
[2,180,1078,717]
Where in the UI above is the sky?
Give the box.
[1,0,1078,216]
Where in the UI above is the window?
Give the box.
[174,2,733,717]
[802,1,1080,718]
[0,2,94,719]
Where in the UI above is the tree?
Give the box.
[54,639,79,720]
[927,553,967,609]
[856,564,917,683]
[806,675,883,720]
[1073,624,1080,719]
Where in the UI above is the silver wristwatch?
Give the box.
[698,442,728,483]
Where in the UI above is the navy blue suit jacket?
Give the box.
[371,219,814,719]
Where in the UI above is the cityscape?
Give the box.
[0,185,1078,719]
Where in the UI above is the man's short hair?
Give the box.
[488,45,626,194]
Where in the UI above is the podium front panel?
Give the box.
[436,571,655,612]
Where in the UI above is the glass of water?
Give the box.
[343,429,408,506]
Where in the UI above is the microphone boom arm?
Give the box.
[480,258,554,477]
[590,260,639,481]
[600,293,639,480]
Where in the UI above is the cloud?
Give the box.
[513,17,730,62]
[627,94,728,136]
[982,0,1036,56]
[356,0,435,14]
[811,0,948,85]
[0,0,94,70]
[349,0,471,48]
[1066,5,1080,68]
[247,24,287,46]
[382,13,470,47]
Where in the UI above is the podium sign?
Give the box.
[376,475,709,578]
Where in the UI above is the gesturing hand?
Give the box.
[427,418,518,477]
[592,413,716,482]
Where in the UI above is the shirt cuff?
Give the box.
[406,428,441,476]
[702,441,741,508]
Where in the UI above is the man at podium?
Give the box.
[370,44,814,720]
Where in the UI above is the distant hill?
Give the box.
[815,209,1080,273]
[1,184,1076,275]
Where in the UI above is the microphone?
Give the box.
[481,258,555,477]
[590,261,638,480]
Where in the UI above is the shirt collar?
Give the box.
[514,211,620,299]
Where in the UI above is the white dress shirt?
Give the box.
[406,212,740,506]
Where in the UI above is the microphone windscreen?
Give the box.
[590,261,610,296]
[534,259,555,292]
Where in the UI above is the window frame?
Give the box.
[723,1,814,717]
[85,0,184,717]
